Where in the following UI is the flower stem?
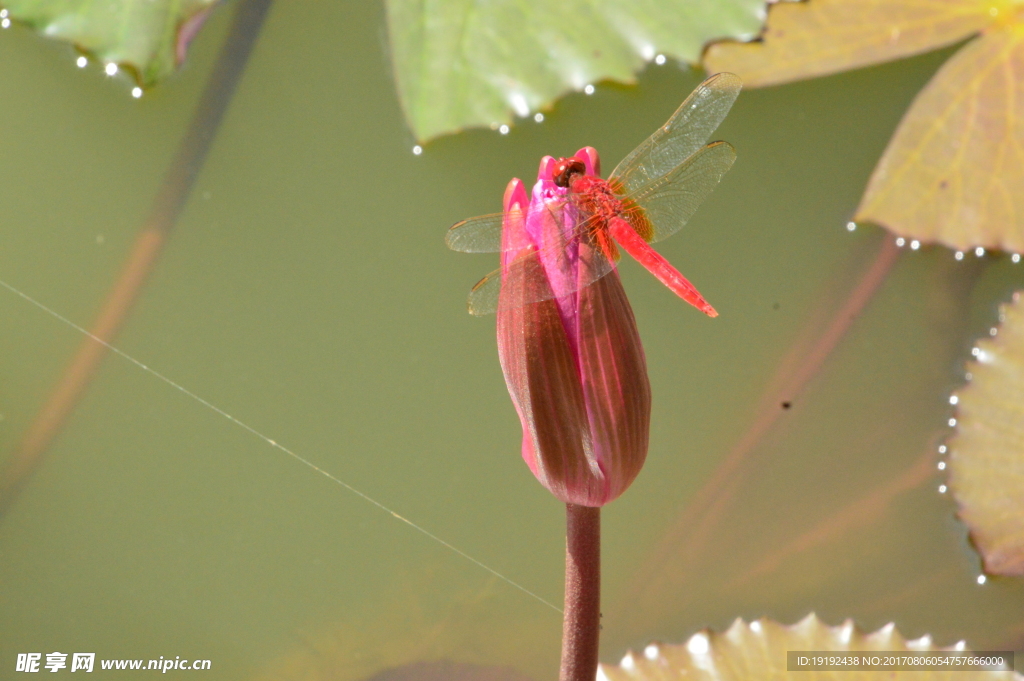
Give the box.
[560,503,600,681]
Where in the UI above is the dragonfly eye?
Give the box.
[552,158,586,188]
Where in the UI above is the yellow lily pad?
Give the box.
[600,614,1020,681]
[856,28,1024,252]
[703,0,993,87]
[705,0,1024,252]
[948,291,1024,576]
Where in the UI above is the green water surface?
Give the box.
[1,3,1022,680]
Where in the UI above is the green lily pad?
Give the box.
[385,0,766,142]
[600,614,1021,681]
[1,0,218,86]
[948,291,1024,577]
[704,0,1024,252]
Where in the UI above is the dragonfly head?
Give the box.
[552,157,586,188]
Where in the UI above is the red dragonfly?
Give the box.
[446,73,740,317]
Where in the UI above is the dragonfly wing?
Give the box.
[624,141,736,244]
[467,267,503,316]
[610,73,741,196]
[445,213,506,253]
[466,232,617,316]
[467,250,555,317]
[447,195,572,253]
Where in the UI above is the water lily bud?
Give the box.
[496,149,651,507]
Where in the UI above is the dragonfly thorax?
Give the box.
[567,173,624,224]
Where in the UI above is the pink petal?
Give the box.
[574,269,650,504]
[574,147,601,177]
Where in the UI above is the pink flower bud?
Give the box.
[496,149,651,506]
